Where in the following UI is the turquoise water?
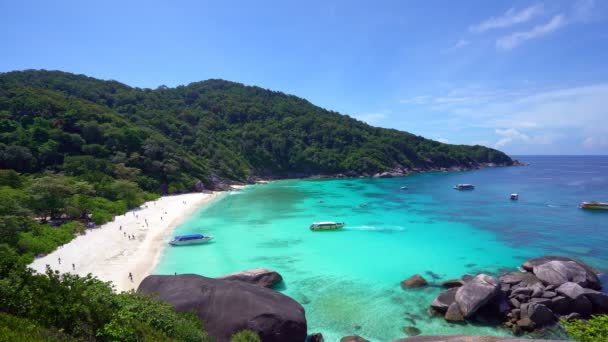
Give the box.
[155,156,608,341]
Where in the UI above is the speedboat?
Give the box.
[400,186,408,190]
[310,221,345,231]
[511,193,519,200]
[453,184,475,190]
[579,202,608,210]
[169,234,214,246]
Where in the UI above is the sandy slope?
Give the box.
[29,191,222,292]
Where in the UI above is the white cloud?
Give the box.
[496,15,565,50]
[470,4,544,33]
[453,39,470,49]
[583,136,608,149]
[495,128,529,147]
[400,83,608,153]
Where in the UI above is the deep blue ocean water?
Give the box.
[156,156,608,341]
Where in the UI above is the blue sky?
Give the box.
[2,0,607,155]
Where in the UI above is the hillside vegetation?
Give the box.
[1,70,512,192]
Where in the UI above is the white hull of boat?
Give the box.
[169,236,214,246]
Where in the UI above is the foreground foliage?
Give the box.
[562,315,608,342]
[0,245,210,341]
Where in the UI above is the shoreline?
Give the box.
[29,190,229,292]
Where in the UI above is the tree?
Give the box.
[27,174,77,221]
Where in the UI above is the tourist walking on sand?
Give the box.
[129,272,133,282]
[72,263,75,270]
[58,257,61,264]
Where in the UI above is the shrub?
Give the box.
[562,315,608,342]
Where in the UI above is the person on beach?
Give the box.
[58,257,61,264]
[72,263,75,270]
[129,272,133,281]
[119,225,122,231]
[124,232,126,237]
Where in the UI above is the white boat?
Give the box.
[511,193,519,200]
[400,186,408,190]
[454,184,475,190]
[310,221,345,231]
[169,234,214,246]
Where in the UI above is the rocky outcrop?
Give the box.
[533,260,592,288]
[218,268,283,288]
[523,256,600,289]
[401,274,428,288]
[309,333,324,342]
[429,256,606,334]
[430,287,458,312]
[441,279,464,288]
[455,274,499,318]
[138,274,306,342]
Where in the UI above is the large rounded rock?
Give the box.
[455,274,499,318]
[523,256,601,290]
[218,268,283,288]
[441,279,464,288]
[533,261,590,287]
[521,303,554,326]
[138,274,306,342]
[556,282,586,299]
[430,287,458,312]
[583,289,608,312]
[445,302,464,322]
[401,274,428,288]
[499,272,541,286]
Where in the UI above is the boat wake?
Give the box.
[346,225,407,232]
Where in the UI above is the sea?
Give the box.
[155,156,608,341]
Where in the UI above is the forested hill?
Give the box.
[0,69,512,192]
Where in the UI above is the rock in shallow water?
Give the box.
[533,261,589,288]
[403,326,421,336]
[401,274,428,288]
[523,256,601,290]
[455,274,499,318]
[441,279,464,288]
[138,274,306,342]
[431,287,458,312]
[445,302,464,322]
[218,267,283,288]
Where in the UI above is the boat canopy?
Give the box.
[174,234,205,240]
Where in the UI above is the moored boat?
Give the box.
[169,234,214,246]
[579,201,608,210]
[310,221,345,231]
[453,184,475,190]
[511,193,519,200]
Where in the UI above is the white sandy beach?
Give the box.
[29,191,222,292]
